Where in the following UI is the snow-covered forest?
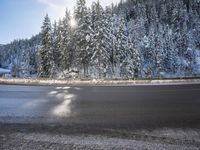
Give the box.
[1,0,200,79]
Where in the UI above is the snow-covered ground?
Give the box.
[1,128,200,150]
[0,78,200,86]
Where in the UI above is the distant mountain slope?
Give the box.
[0,34,41,77]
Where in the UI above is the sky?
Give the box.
[0,0,120,44]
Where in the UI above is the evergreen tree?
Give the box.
[91,1,110,78]
[163,26,179,74]
[39,14,54,78]
[114,17,129,77]
[21,41,31,78]
[124,37,140,78]
[1,0,200,79]
[52,21,62,70]
[105,6,115,77]
[75,0,94,77]
[62,10,72,71]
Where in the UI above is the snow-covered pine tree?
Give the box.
[128,3,147,58]
[114,17,129,78]
[147,24,168,77]
[91,1,110,78]
[153,25,165,77]
[171,1,189,76]
[52,21,62,70]
[21,41,31,78]
[59,10,72,72]
[148,3,159,28]
[159,0,169,24]
[193,12,200,49]
[163,26,179,75]
[39,14,54,78]
[103,6,114,77]
[74,0,94,77]
[124,37,141,78]
[57,19,64,70]
[143,27,154,77]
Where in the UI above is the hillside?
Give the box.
[0,0,200,79]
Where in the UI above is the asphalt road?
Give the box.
[0,84,200,128]
[0,84,200,149]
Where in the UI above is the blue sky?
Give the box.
[0,0,44,44]
[0,0,120,44]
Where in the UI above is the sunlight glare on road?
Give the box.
[49,91,58,95]
[52,94,75,117]
[56,87,70,90]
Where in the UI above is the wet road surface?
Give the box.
[0,84,200,128]
[0,84,200,149]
